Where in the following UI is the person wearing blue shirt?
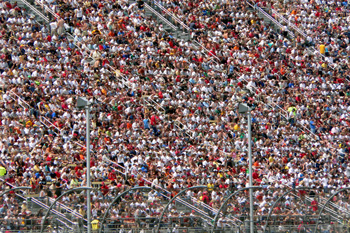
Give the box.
[143,118,150,129]
[310,120,316,134]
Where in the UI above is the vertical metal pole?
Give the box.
[248,112,254,233]
[86,106,91,233]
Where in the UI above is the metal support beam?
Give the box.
[247,111,254,233]
[77,97,93,233]
[86,105,92,233]
[238,103,255,233]
[40,187,92,233]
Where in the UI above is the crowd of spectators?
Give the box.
[0,0,349,231]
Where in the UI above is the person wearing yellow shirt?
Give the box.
[320,44,325,54]
[70,177,79,188]
[0,166,6,176]
[91,219,100,231]
[207,182,214,191]
[218,172,224,178]
[33,164,40,172]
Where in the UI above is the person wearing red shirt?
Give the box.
[101,182,109,196]
[311,198,318,212]
[75,164,83,173]
[108,171,116,181]
[55,169,61,179]
[201,191,210,204]
[138,177,145,186]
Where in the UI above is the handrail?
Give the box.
[34,0,59,19]
[18,0,49,22]
[271,9,306,37]
[269,180,344,223]
[39,116,62,133]
[232,69,320,142]
[8,95,28,110]
[142,95,192,138]
[0,178,74,229]
[264,7,350,148]
[152,0,190,31]
[40,187,92,233]
[241,4,338,144]
[194,40,221,61]
[246,1,294,38]
[34,0,94,59]
[10,91,90,150]
[10,90,31,108]
[9,91,71,138]
[7,93,90,225]
[270,8,335,68]
[144,3,178,31]
[45,195,86,220]
[318,196,350,217]
[8,92,61,138]
[145,0,220,62]
[105,159,215,224]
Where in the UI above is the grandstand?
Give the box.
[0,0,349,232]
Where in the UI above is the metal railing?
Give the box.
[105,160,216,226]
[0,218,71,232]
[0,185,349,232]
[144,3,178,31]
[152,0,190,31]
[270,9,306,37]
[146,0,220,62]
[246,0,295,38]
[16,0,49,22]
[269,181,345,224]
[105,159,241,227]
[6,92,90,227]
[319,196,350,216]
[0,179,74,230]
[34,0,58,20]
[269,8,333,66]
